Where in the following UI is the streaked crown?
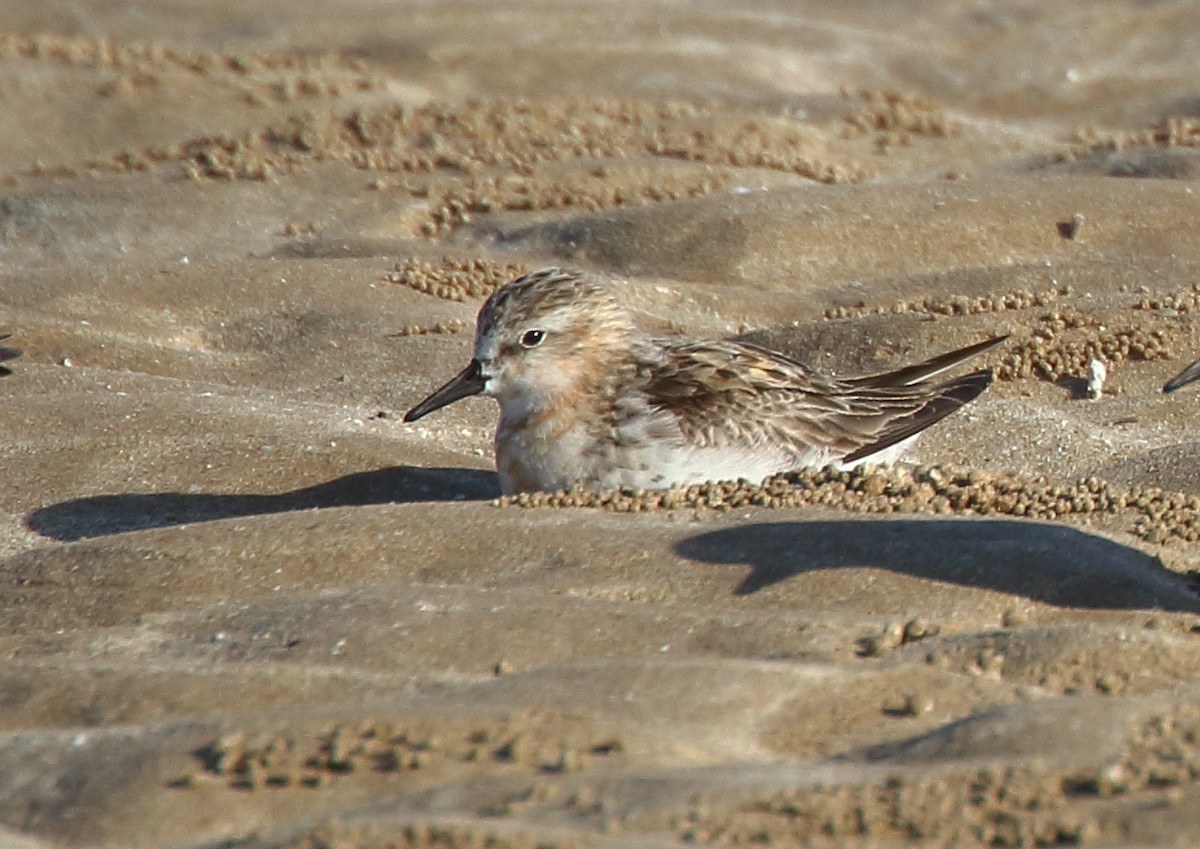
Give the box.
[474,267,631,361]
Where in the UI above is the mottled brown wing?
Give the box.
[644,338,994,461]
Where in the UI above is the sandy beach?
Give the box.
[4,2,1200,846]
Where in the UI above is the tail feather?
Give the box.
[842,369,993,463]
[848,334,1008,388]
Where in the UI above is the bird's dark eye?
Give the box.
[520,329,546,348]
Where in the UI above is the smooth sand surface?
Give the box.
[4,3,1200,847]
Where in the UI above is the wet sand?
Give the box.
[4,2,1200,847]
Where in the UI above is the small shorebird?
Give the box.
[1163,355,1200,394]
[404,268,1007,494]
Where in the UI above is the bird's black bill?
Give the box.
[404,359,486,421]
[1163,355,1200,393]
[0,334,20,377]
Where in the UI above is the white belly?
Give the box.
[494,415,918,494]
[606,442,796,490]
[497,424,822,493]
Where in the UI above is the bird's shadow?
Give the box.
[676,518,1200,612]
[25,466,500,542]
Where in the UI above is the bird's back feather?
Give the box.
[642,335,1003,465]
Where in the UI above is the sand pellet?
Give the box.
[495,464,1200,547]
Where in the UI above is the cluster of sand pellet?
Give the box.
[672,764,1105,847]
[1112,706,1200,793]
[0,32,375,76]
[1,34,382,179]
[1058,116,1200,163]
[700,704,1200,848]
[406,168,733,236]
[1133,282,1200,314]
[651,119,867,182]
[278,821,575,849]
[822,284,1067,320]
[995,310,1173,382]
[679,707,1200,844]
[174,134,282,181]
[14,42,960,192]
[822,286,1173,384]
[186,719,624,790]
[840,89,960,150]
[107,97,868,190]
[495,464,1200,546]
[388,320,469,337]
[387,257,528,302]
[856,616,941,659]
[273,706,1200,849]
[914,621,1200,697]
[201,709,1200,849]
[194,725,441,790]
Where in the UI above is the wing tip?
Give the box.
[841,368,994,464]
[852,333,1009,388]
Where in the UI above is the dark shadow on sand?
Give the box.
[26,466,500,542]
[676,518,1200,613]
[1055,374,1090,400]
